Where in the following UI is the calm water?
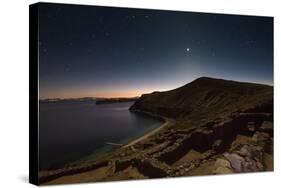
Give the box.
[39,101,163,171]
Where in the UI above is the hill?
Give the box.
[130,77,273,126]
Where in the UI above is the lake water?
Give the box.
[39,101,163,171]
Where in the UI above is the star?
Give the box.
[186,48,190,52]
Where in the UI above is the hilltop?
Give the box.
[130,77,273,126]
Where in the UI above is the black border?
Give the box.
[31,2,273,18]
[29,3,39,186]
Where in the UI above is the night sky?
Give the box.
[38,3,273,99]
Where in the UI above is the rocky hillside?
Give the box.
[130,77,273,124]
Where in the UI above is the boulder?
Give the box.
[214,158,232,169]
[224,153,244,172]
[236,145,263,160]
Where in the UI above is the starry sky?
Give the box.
[38,3,273,99]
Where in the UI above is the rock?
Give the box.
[242,160,257,172]
[214,158,232,169]
[259,121,273,135]
[252,132,270,143]
[237,145,250,157]
[189,164,195,169]
[242,158,264,172]
[247,123,255,132]
[260,121,273,130]
[212,139,224,153]
[203,150,214,158]
[256,162,264,170]
[213,166,234,174]
[176,139,182,143]
[236,145,263,159]
[179,169,185,175]
[202,129,214,135]
[224,153,244,172]
[251,147,263,161]
[224,142,265,173]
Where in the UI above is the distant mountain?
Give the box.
[40,96,139,104]
[39,97,97,103]
[95,97,138,105]
[130,77,273,123]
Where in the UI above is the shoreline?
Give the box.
[123,111,173,148]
